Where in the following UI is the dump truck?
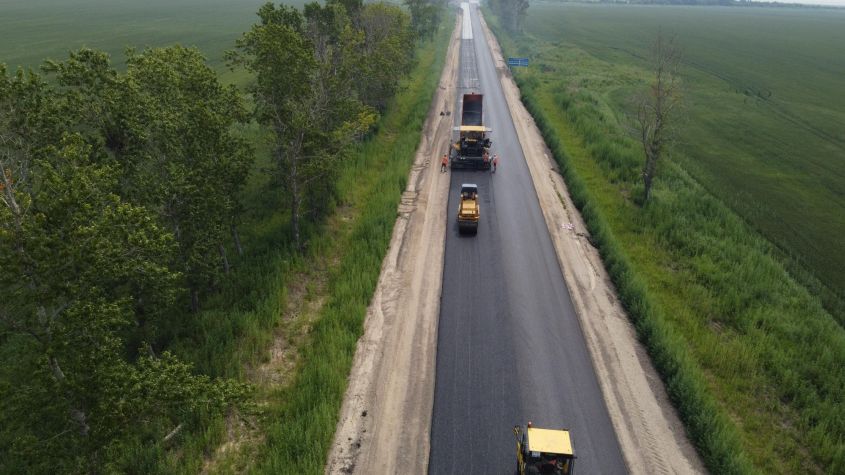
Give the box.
[513,423,576,475]
[450,93,492,170]
[457,183,479,235]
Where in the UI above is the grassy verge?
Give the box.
[139,19,453,474]
[485,10,845,475]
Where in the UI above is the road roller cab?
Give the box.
[457,183,479,235]
[513,424,576,475]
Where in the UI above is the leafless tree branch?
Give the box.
[636,30,683,204]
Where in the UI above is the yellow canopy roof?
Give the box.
[455,125,490,132]
[527,427,573,456]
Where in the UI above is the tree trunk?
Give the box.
[292,189,302,251]
[643,141,658,204]
[1,163,25,238]
[162,423,184,443]
[231,224,243,256]
[190,289,199,313]
[49,357,90,436]
[290,144,302,250]
[219,243,230,275]
[637,31,681,205]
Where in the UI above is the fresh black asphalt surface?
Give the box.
[428,5,627,474]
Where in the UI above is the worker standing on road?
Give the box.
[441,153,449,172]
[492,154,499,173]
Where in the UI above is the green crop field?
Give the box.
[0,0,287,77]
[525,2,845,300]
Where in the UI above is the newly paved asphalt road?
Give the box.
[428,5,627,474]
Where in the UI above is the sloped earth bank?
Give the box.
[326,8,705,475]
[476,12,705,475]
[324,15,460,475]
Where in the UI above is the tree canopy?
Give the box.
[1,0,431,470]
[232,1,421,247]
[0,49,250,471]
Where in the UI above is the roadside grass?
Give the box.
[486,8,845,475]
[523,3,845,316]
[136,19,452,474]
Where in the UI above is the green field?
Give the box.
[488,3,845,473]
[526,2,845,301]
[0,0,277,77]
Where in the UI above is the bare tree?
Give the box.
[637,31,682,204]
[490,0,530,33]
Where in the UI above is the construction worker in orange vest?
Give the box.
[441,153,449,172]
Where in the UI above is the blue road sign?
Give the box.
[507,57,529,67]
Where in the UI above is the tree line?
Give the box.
[0,0,441,471]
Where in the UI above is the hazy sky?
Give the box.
[759,0,845,5]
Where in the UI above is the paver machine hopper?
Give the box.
[451,93,492,170]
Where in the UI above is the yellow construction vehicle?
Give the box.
[457,183,479,235]
[451,93,492,170]
[513,423,576,475]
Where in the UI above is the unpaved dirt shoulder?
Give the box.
[324,16,461,475]
[477,13,706,475]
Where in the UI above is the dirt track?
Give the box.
[327,7,706,475]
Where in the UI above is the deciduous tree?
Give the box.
[232,2,374,249]
[0,132,246,471]
[404,0,444,39]
[490,0,529,33]
[123,46,253,309]
[637,31,683,204]
[45,47,254,310]
[357,2,415,111]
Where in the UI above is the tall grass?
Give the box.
[486,10,845,475]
